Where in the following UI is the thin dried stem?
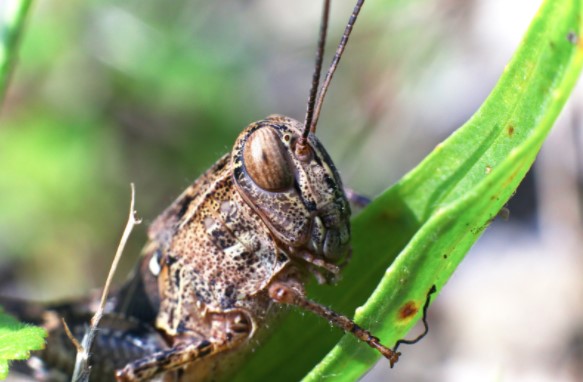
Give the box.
[95,184,141,322]
[61,318,83,353]
[70,183,141,382]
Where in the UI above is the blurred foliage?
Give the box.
[0,0,287,294]
[0,0,33,96]
[0,309,46,379]
[0,0,470,296]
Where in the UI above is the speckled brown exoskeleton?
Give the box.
[2,0,416,381]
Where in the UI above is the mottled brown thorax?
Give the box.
[151,154,289,339]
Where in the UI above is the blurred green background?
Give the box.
[2,0,582,381]
[1,0,478,297]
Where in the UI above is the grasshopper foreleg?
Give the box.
[268,278,400,367]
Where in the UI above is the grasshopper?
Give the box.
[3,0,428,380]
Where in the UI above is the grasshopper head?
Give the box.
[232,114,351,264]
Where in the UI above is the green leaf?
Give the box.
[0,0,34,101]
[0,309,46,380]
[235,0,583,381]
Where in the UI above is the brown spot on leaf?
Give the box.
[507,125,515,137]
[399,301,419,320]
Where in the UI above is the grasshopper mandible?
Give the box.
[3,0,417,381]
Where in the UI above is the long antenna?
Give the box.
[311,0,364,133]
[298,0,330,155]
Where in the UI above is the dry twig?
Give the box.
[65,183,141,382]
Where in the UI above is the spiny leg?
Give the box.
[115,313,252,382]
[115,340,214,382]
[268,280,400,367]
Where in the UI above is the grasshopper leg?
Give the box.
[268,277,400,367]
[115,313,252,382]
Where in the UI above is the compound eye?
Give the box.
[243,128,294,191]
